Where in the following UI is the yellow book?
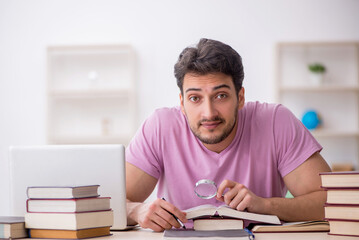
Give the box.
[29,227,111,239]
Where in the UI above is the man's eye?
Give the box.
[189,96,199,102]
[216,94,227,99]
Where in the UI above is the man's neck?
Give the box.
[203,120,238,154]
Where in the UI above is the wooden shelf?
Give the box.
[311,129,359,138]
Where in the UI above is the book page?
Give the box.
[184,204,222,219]
[217,206,281,224]
[184,204,220,212]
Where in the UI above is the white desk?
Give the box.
[100,228,352,240]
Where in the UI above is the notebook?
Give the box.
[9,144,127,230]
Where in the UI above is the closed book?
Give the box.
[25,210,113,230]
[320,171,359,188]
[29,227,111,239]
[251,220,329,233]
[27,185,100,199]
[26,197,111,213]
[185,204,280,225]
[325,187,359,204]
[163,229,254,240]
[193,217,244,231]
[326,219,359,237]
[0,216,28,239]
[324,204,359,220]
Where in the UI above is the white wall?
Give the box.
[1,0,358,215]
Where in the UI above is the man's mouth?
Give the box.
[200,121,222,130]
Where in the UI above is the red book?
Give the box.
[26,197,111,213]
[325,219,359,237]
[320,171,359,188]
[324,203,359,220]
[324,187,359,204]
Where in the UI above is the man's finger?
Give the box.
[161,199,187,223]
[152,213,173,230]
[156,207,181,228]
[217,179,236,198]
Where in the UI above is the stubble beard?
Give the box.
[188,108,238,145]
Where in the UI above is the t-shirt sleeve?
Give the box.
[126,111,163,179]
[274,105,322,177]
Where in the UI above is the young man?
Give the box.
[126,38,331,232]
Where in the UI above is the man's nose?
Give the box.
[202,99,218,120]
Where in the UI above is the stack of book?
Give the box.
[320,171,359,237]
[0,216,27,239]
[25,185,113,239]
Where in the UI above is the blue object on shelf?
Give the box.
[302,110,321,130]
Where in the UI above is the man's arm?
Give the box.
[216,152,331,221]
[126,162,187,231]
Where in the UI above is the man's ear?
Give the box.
[238,87,245,110]
[179,93,185,115]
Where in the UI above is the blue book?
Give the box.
[163,228,254,240]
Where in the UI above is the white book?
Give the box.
[27,185,100,199]
[25,210,113,230]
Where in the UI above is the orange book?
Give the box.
[29,227,111,239]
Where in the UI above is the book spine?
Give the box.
[26,209,113,214]
[26,199,29,212]
[321,187,359,190]
[320,171,359,175]
[325,218,359,222]
[27,197,111,201]
[324,203,359,207]
[328,233,359,237]
[26,187,30,199]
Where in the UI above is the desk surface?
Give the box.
[97,228,351,240]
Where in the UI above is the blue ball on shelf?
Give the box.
[302,110,321,130]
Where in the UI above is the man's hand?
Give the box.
[129,198,187,232]
[126,163,187,231]
[216,179,268,213]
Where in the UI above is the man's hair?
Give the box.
[174,38,244,94]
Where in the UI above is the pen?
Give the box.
[161,197,186,229]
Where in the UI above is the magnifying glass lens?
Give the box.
[194,179,218,199]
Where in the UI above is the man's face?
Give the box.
[180,72,245,145]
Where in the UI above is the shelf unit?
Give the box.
[47,45,136,146]
[276,42,359,170]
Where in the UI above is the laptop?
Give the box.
[9,144,127,230]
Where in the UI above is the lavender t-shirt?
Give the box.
[126,102,322,210]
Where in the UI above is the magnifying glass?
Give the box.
[194,179,218,199]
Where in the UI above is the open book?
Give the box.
[184,204,281,224]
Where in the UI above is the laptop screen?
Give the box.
[9,144,127,230]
